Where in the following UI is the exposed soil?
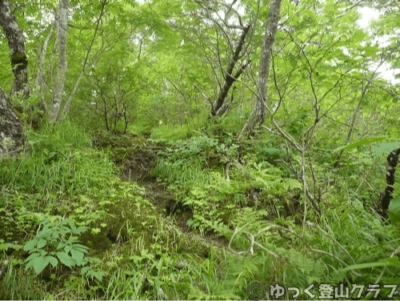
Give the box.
[116,141,228,248]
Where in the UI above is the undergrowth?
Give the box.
[0,123,399,300]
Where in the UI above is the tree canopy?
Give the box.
[0,0,400,299]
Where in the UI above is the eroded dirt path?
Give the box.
[117,142,228,249]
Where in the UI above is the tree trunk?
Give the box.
[0,0,27,156]
[380,148,400,219]
[212,25,251,117]
[0,88,23,156]
[241,0,282,136]
[50,0,69,123]
[0,0,29,98]
[36,19,56,97]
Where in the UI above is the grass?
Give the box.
[1,121,400,300]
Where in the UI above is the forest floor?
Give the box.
[116,140,228,248]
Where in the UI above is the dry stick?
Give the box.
[229,224,360,276]
[335,0,366,19]
[316,225,356,264]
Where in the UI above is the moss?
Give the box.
[10,52,28,65]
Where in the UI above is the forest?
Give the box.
[0,0,400,299]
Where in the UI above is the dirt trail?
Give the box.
[117,143,228,249]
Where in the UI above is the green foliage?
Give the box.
[23,217,103,277]
[332,136,388,153]
[389,196,400,226]
[2,0,400,298]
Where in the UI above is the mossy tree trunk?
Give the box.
[0,89,24,156]
[0,0,27,156]
[0,0,29,98]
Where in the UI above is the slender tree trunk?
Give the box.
[240,0,282,137]
[255,0,282,124]
[36,19,56,97]
[0,0,29,98]
[50,0,69,123]
[212,25,251,117]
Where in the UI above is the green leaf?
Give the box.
[64,245,72,253]
[25,257,36,271]
[91,228,101,234]
[25,252,41,262]
[283,179,302,190]
[32,256,49,275]
[389,196,400,226]
[372,142,400,157]
[381,256,400,267]
[37,228,52,238]
[71,249,84,264]
[75,226,87,234]
[36,239,47,249]
[24,240,38,251]
[339,260,394,272]
[0,243,21,251]
[47,256,58,268]
[56,252,75,267]
[73,244,89,253]
[332,136,388,153]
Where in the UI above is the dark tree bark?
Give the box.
[0,89,24,156]
[380,148,400,219]
[212,25,251,117]
[0,0,29,98]
[0,0,27,156]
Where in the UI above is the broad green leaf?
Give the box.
[65,245,72,253]
[56,252,75,267]
[0,243,21,251]
[37,228,52,238]
[36,239,47,249]
[25,257,36,271]
[47,256,58,268]
[32,256,49,275]
[332,136,387,153]
[25,252,41,263]
[381,256,400,267]
[51,231,59,239]
[75,226,87,234]
[71,249,84,263]
[389,196,400,226]
[372,142,400,157]
[24,240,38,251]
